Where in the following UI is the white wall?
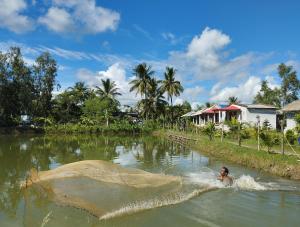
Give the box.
[244,108,277,129]
[286,118,296,131]
[285,113,296,131]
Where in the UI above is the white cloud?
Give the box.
[39,0,120,34]
[161,32,181,45]
[180,86,204,102]
[166,28,271,85]
[209,76,280,103]
[186,27,231,69]
[174,98,184,105]
[38,7,74,33]
[76,63,138,105]
[0,0,33,33]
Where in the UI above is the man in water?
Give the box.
[217,166,233,186]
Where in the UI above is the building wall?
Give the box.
[244,108,277,128]
[285,112,296,131]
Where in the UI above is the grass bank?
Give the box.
[154,130,300,180]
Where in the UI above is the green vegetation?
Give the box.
[0,48,189,134]
[253,63,300,107]
[156,129,300,180]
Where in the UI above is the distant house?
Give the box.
[188,103,278,129]
[282,100,300,131]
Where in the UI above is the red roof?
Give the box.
[221,105,241,111]
[203,109,215,114]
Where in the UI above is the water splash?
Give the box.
[185,172,270,191]
[99,187,216,220]
[233,175,267,190]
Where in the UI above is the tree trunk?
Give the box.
[106,109,109,127]
[170,96,173,128]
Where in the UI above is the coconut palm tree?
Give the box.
[228,96,240,105]
[161,67,183,124]
[129,63,154,99]
[96,79,121,126]
[161,67,183,106]
[137,78,167,119]
[68,82,91,105]
[96,78,121,102]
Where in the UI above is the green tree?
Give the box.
[262,119,272,130]
[228,96,240,105]
[161,67,184,107]
[82,97,111,124]
[52,82,92,123]
[130,63,154,119]
[32,52,58,118]
[130,63,154,100]
[96,79,121,126]
[259,130,280,153]
[205,102,212,108]
[0,47,34,125]
[161,67,183,124]
[253,80,281,107]
[138,78,167,119]
[96,78,121,104]
[278,63,300,106]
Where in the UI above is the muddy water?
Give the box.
[0,135,299,227]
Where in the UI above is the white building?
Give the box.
[190,104,278,129]
[282,100,300,131]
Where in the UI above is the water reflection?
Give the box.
[0,135,192,217]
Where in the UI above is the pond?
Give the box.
[0,134,299,227]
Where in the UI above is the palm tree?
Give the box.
[137,78,166,119]
[161,67,183,106]
[161,67,183,124]
[129,63,154,100]
[228,96,240,105]
[147,78,167,118]
[96,78,121,102]
[68,82,91,105]
[96,79,121,126]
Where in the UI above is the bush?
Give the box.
[203,122,216,141]
[286,129,297,145]
[259,130,280,152]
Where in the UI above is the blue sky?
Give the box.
[1,0,300,108]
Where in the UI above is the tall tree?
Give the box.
[69,82,91,105]
[161,67,183,107]
[129,63,154,100]
[228,96,240,105]
[32,52,58,118]
[253,80,281,107]
[278,63,300,105]
[161,67,183,124]
[0,47,33,125]
[96,79,121,126]
[138,78,167,119]
[52,82,92,123]
[96,78,121,103]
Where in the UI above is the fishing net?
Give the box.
[22,160,185,221]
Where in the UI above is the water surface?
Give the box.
[0,135,299,227]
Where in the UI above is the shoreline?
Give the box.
[154,130,300,180]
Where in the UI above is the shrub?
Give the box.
[203,122,216,141]
[259,130,280,153]
[286,129,297,145]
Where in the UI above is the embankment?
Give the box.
[154,130,300,180]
